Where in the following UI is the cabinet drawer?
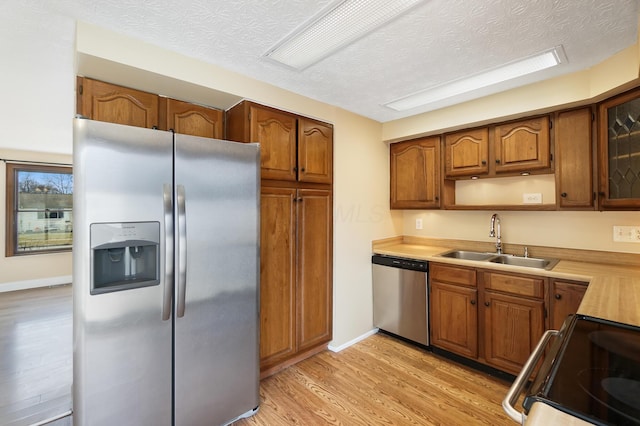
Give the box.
[431,264,476,287]
[484,272,544,298]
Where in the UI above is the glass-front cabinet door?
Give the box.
[598,87,640,209]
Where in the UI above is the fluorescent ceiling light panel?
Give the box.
[264,0,424,70]
[384,46,566,111]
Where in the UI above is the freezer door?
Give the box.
[173,134,260,425]
[73,119,173,426]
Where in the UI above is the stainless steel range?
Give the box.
[504,314,640,425]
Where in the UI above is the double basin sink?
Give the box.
[438,249,559,271]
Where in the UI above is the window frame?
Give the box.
[5,163,73,257]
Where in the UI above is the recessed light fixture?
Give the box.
[263,0,424,70]
[384,46,567,111]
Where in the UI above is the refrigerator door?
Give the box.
[73,119,173,425]
[173,134,260,425]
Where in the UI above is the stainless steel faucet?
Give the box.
[489,213,502,254]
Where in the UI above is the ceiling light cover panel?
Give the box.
[385,46,566,111]
[264,0,424,70]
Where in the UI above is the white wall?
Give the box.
[0,4,76,290]
[403,210,640,254]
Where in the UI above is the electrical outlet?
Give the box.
[415,218,423,230]
[523,193,542,204]
[613,226,640,242]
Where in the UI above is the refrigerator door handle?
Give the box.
[176,184,187,318]
[162,184,174,321]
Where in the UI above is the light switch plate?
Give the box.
[613,225,640,242]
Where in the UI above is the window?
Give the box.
[5,163,73,256]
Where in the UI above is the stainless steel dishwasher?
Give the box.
[372,254,429,346]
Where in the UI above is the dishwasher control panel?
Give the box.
[371,254,428,271]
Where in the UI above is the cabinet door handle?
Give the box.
[555,294,562,300]
[561,192,567,198]
[484,302,490,307]
[293,167,298,172]
[495,159,501,164]
[481,160,487,165]
[470,300,476,305]
[300,167,306,172]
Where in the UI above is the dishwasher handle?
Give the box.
[502,329,559,424]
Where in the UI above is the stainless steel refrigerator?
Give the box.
[72,118,260,425]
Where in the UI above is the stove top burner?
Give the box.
[602,378,640,411]
[577,368,640,425]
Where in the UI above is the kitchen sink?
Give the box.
[438,250,497,262]
[437,250,559,270]
[488,254,559,270]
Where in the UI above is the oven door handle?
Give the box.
[502,329,559,424]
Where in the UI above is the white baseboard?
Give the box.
[327,328,379,353]
[0,275,72,292]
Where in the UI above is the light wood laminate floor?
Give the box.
[1,285,513,425]
[237,333,513,425]
[0,285,72,426]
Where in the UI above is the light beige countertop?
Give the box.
[372,236,640,425]
[373,237,640,327]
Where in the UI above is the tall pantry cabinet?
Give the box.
[226,101,333,378]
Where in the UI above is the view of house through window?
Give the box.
[6,163,73,256]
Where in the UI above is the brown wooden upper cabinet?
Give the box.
[598,87,640,209]
[77,77,224,138]
[555,108,595,210]
[494,116,551,174]
[226,101,333,184]
[390,136,441,209]
[443,116,552,180]
[77,77,159,129]
[159,98,223,138]
[445,128,489,177]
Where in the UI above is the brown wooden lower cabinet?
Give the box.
[430,263,549,375]
[430,281,478,358]
[482,291,545,375]
[549,279,588,330]
[259,186,332,377]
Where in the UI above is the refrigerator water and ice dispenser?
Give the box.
[90,222,160,295]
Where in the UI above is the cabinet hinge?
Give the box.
[549,119,553,129]
[544,308,548,318]
[79,84,83,95]
[550,153,553,162]
[592,112,595,122]
[593,192,597,201]
[248,112,251,121]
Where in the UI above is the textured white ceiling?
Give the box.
[8,0,640,122]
